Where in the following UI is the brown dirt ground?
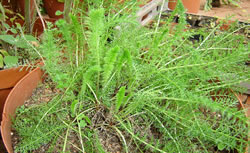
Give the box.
[198,0,250,22]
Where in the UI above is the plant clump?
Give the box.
[13,1,249,152]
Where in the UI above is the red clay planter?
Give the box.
[0,67,31,121]
[0,67,42,153]
[168,0,201,14]
[0,88,12,122]
[0,67,31,90]
[5,17,57,36]
[43,0,64,19]
[16,0,36,18]
[1,0,16,18]
[32,17,57,36]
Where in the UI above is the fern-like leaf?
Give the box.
[103,46,120,85]
[115,86,126,113]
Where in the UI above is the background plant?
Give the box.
[204,0,242,10]
[0,2,39,68]
[13,1,249,152]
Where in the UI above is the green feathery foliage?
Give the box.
[103,46,120,86]
[13,1,249,152]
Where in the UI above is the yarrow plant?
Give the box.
[13,0,249,152]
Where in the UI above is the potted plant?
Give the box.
[4,1,249,152]
[0,2,42,126]
[0,37,43,153]
[0,33,40,124]
[1,66,42,153]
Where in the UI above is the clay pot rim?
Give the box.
[2,67,41,119]
[0,66,31,90]
[1,67,42,153]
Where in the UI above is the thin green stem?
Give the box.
[25,0,31,33]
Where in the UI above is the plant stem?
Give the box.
[25,0,31,33]
[62,127,69,152]
[0,4,9,51]
[34,0,46,31]
[64,0,73,23]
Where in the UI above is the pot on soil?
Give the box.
[0,67,42,153]
[43,0,64,19]
[168,0,201,14]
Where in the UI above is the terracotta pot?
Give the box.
[0,66,30,90]
[0,88,12,122]
[5,17,57,36]
[168,0,201,14]
[32,17,57,36]
[43,0,85,20]
[1,0,10,6]
[1,67,42,153]
[43,0,64,19]
[16,0,36,18]
[5,18,25,34]
[1,0,16,18]
[0,67,31,141]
